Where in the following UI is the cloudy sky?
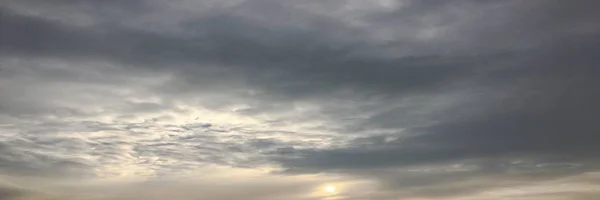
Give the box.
[1,0,600,199]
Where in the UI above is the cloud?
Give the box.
[1,0,599,199]
[275,31,600,172]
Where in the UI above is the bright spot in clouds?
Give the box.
[324,185,336,193]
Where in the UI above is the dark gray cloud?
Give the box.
[276,33,600,172]
[0,3,476,102]
[273,24,600,200]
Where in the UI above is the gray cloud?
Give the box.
[0,3,476,102]
[0,187,26,200]
[0,140,91,178]
[273,37,600,200]
[276,34,600,172]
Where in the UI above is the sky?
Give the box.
[0,0,599,199]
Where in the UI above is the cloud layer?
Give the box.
[1,0,599,199]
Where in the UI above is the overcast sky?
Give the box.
[1,0,600,199]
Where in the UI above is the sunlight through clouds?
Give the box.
[1,0,599,199]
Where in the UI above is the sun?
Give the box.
[324,185,336,193]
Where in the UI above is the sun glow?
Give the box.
[324,185,336,193]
